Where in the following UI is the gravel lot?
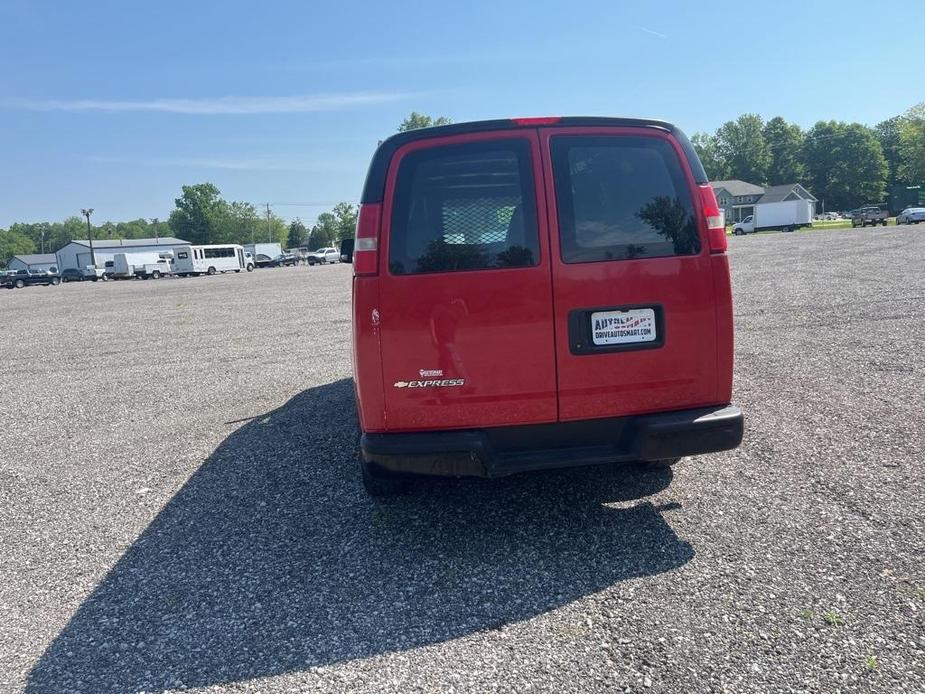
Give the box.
[1,227,923,694]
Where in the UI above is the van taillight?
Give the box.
[354,203,381,276]
[698,184,727,253]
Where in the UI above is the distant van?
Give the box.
[352,117,743,495]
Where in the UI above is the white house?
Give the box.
[8,253,59,273]
[55,237,190,271]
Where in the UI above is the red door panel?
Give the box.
[539,127,720,421]
[377,131,557,432]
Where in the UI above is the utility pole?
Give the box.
[265,203,272,243]
[40,227,45,254]
[81,208,96,268]
[151,217,159,243]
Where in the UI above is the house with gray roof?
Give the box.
[7,253,59,273]
[711,181,817,224]
[756,184,817,206]
[710,180,766,224]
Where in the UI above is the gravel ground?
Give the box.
[1,227,923,694]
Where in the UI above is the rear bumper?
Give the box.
[361,404,743,478]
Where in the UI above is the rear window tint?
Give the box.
[388,139,540,275]
[551,136,699,263]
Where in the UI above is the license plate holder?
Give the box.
[567,304,664,355]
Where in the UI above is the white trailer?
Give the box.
[172,244,253,276]
[111,251,174,279]
[733,199,814,234]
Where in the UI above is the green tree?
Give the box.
[215,201,260,244]
[332,202,358,241]
[55,216,87,249]
[168,183,224,244]
[398,112,452,132]
[288,219,308,248]
[763,116,805,185]
[897,103,925,183]
[691,132,730,180]
[804,121,888,210]
[0,228,36,267]
[115,218,156,239]
[265,215,289,247]
[8,222,51,254]
[715,114,771,184]
[875,115,905,188]
[308,212,338,249]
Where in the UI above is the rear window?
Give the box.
[388,139,540,275]
[551,136,699,263]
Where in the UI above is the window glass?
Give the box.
[203,247,234,259]
[551,136,700,262]
[389,139,540,275]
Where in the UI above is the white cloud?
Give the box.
[637,26,668,39]
[4,91,412,115]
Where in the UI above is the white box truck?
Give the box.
[244,243,283,268]
[733,199,814,235]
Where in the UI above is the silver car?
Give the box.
[897,207,925,224]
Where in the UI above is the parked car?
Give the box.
[851,206,889,227]
[352,116,744,496]
[2,269,60,288]
[896,207,925,224]
[269,253,299,267]
[253,253,276,268]
[307,247,340,265]
[64,266,107,281]
[59,268,86,282]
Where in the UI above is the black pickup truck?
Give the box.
[2,269,61,289]
[851,206,889,227]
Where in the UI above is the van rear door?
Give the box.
[540,127,720,421]
[377,131,557,431]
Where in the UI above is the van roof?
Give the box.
[360,117,707,203]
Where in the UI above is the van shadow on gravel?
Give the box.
[27,378,693,693]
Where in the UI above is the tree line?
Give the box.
[0,111,452,267]
[10,106,916,267]
[692,103,925,211]
[0,189,360,267]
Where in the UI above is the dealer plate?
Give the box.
[590,308,657,346]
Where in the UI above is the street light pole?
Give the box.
[81,208,96,268]
[265,203,272,243]
[151,217,159,243]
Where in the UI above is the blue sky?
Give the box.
[0,0,919,227]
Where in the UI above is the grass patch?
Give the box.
[811,220,854,230]
[823,611,845,627]
[725,218,899,235]
[865,655,878,671]
[798,608,815,620]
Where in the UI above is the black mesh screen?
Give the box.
[441,197,519,245]
[389,139,541,275]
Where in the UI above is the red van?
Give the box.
[352,117,743,495]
